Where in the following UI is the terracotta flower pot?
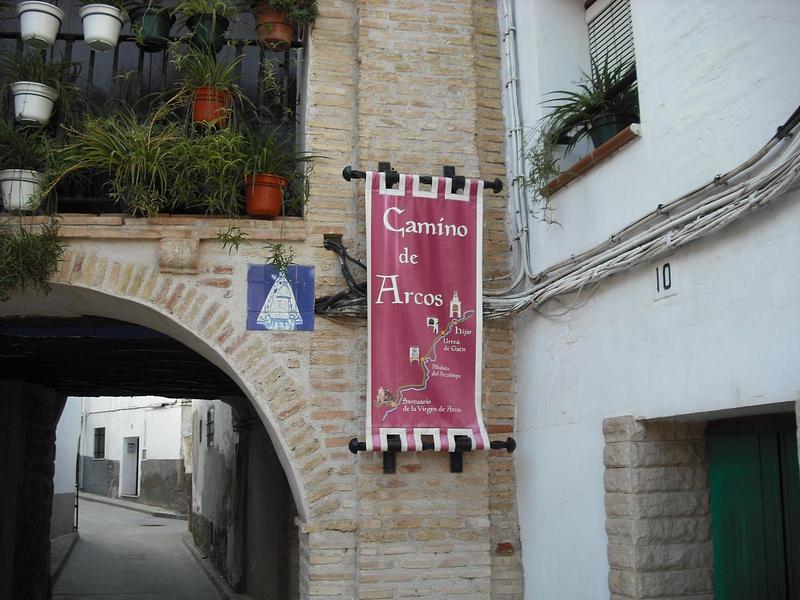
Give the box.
[253,7,293,51]
[245,173,287,217]
[192,87,231,125]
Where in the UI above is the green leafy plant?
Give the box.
[522,124,562,224]
[0,51,79,88]
[216,224,249,253]
[78,0,127,10]
[264,240,293,275]
[173,46,243,92]
[0,218,65,301]
[51,110,184,216]
[174,127,246,215]
[173,0,239,19]
[253,0,317,26]
[242,125,320,215]
[0,123,50,172]
[543,58,638,151]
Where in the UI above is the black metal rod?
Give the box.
[0,31,302,48]
[343,165,503,194]
[348,436,516,453]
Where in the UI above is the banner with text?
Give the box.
[366,171,487,452]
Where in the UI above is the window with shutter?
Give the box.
[586,0,636,70]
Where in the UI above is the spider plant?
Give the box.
[52,110,184,216]
[242,125,320,216]
[173,46,244,94]
[0,51,79,89]
[173,127,246,215]
[173,0,239,20]
[0,218,65,301]
[543,57,639,151]
[264,240,294,276]
[0,123,50,172]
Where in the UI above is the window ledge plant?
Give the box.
[543,58,639,153]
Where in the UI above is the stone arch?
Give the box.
[3,246,341,523]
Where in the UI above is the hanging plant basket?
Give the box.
[130,5,174,53]
[588,113,637,148]
[253,7,293,51]
[0,169,45,212]
[11,81,58,125]
[187,13,229,54]
[17,1,66,49]
[245,173,287,217]
[192,87,232,125]
[79,4,127,52]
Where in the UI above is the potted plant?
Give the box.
[79,0,128,52]
[544,58,639,151]
[250,0,317,50]
[0,51,78,125]
[52,110,184,216]
[16,1,66,49]
[173,127,246,215]
[0,218,65,301]
[0,123,50,212]
[173,47,244,126]
[173,0,238,53]
[241,126,316,218]
[128,0,174,52]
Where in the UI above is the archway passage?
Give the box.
[0,315,298,600]
[0,316,244,399]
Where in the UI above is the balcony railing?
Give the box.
[1,0,302,215]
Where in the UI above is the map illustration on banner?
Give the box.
[366,171,487,453]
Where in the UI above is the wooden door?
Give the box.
[708,416,800,600]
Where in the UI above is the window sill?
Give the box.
[545,123,641,196]
[15,215,308,242]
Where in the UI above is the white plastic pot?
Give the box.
[12,81,58,125]
[17,1,65,49]
[79,4,127,52]
[0,170,45,212]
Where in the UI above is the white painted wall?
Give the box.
[510,1,800,598]
[80,396,183,462]
[53,399,81,495]
[191,399,236,517]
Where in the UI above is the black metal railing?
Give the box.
[1,0,302,214]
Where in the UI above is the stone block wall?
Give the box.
[80,456,119,498]
[603,416,713,600]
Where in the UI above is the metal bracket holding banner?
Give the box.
[345,162,516,474]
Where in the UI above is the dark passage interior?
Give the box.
[0,316,297,600]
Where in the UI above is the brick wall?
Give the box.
[14,0,522,597]
[603,417,714,600]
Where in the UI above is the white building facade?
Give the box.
[507,0,800,598]
[78,396,189,512]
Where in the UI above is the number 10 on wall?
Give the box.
[654,262,677,300]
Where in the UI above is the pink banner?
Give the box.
[366,172,487,452]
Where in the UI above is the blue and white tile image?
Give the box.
[247,264,315,331]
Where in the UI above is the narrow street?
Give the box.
[53,499,221,600]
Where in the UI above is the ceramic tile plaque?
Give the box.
[247,265,315,331]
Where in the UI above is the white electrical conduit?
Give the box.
[484,0,534,295]
[485,1,800,319]
[484,126,800,317]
